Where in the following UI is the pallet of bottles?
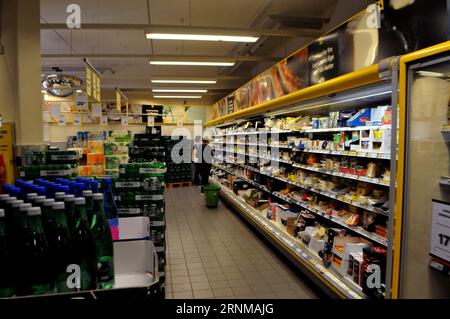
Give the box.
[0,178,162,299]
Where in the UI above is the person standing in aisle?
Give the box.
[200,136,214,193]
[192,135,202,185]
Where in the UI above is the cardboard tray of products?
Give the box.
[3,239,162,301]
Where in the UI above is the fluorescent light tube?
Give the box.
[150,61,234,66]
[153,95,202,99]
[146,33,259,43]
[152,89,207,93]
[151,80,217,84]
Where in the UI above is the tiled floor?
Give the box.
[164,186,323,299]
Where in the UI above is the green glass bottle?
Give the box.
[47,202,74,293]
[64,194,76,233]
[0,209,15,297]
[82,190,94,225]
[23,207,51,295]
[72,197,97,290]
[91,193,115,289]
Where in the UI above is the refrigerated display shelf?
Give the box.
[213,165,388,246]
[215,126,389,137]
[292,163,390,186]
[215,161,388,216]
[213,148,390,186]
[210,176,367,299]
[214,141,391,160]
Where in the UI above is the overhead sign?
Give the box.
[84,58,101,102]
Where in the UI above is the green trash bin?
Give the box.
[204,183,221,208]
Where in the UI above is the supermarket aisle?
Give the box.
[164,186,322,299]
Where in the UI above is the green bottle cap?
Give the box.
[27,207,42,216]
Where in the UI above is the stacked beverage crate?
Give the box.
[163,136,192,184]
[115,161,167,292]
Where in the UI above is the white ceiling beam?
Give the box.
[40,23,322,38]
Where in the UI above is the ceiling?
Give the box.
[40,0,345,105]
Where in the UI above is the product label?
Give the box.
[136,194,164,201]
[115,181,141,188]
[119,168,125,174]
[51,154,77,161]
[151,221,165,227]
[40,170,69,177]
[138,168,167,174]
[118,208,141,215]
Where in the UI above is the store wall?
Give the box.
[0,0,42,145]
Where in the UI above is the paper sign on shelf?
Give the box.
[91,103,102,117]
[58,115,66,126]
[100,115,108,126]
[177,118,183,126]
[431,200,450,263]
[147,116,155,127]
[51,104,61,119]
[73,114,82,126]
[121,116,128,126]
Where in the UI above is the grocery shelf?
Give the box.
[214,161,389,216]
[216,130,293,137]
[213,165,388,245]
[293,148,391,160]
[292,163,390,187]
[301,125,390,133]
[211,177,367,299]
[214,142,391,160]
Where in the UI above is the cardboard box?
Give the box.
[117,216,151,241]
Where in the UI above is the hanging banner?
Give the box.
[213,0,449,119]
[51,104,61,119]
[84,58,101,102]
[0,123,15,184]
[116,89,121,112]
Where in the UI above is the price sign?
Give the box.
[121,116,128,126]
[431,200,450,262]
[147,116,155,127]
[58,115,66,126]
[73,114,82,126]
[100,115,108,126]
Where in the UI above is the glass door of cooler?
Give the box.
[399,53,450,298]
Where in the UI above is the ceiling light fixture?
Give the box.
[152,89,207,93]
[151,80,217,84]
[153,95,202,99]
[146,33,259,43]
[149,61,235,66]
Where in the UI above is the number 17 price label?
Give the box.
[431,200,450,262]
